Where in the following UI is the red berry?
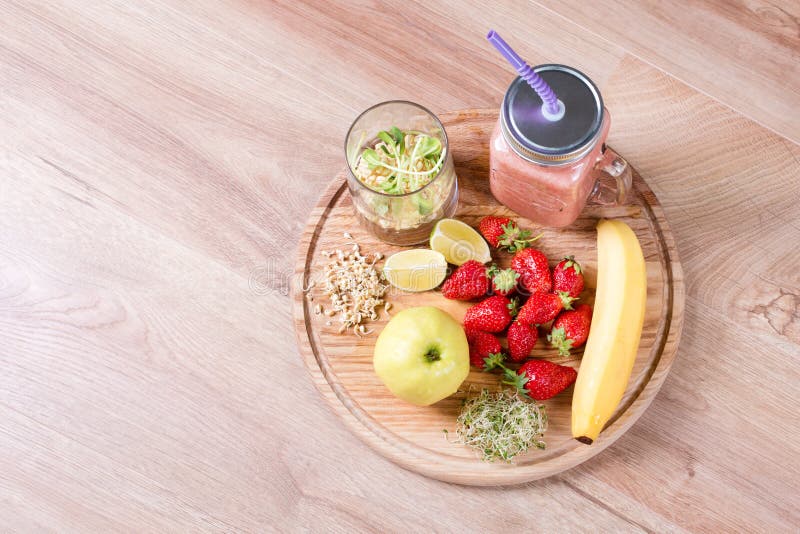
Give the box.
[487,265,519,297]
[463,295,517,333]
[553,256,584,298]
[549,304,593,356]
[479,216,541,252]
[466,329,504,369]
[504,359,577,400]
[464,325,481,339]
[511,248,552,294]
[441,260,489,300]
[517,291,563,326]
[506,320,538,362]
[478,216,512,248]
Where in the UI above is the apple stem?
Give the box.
[424,347,441,362]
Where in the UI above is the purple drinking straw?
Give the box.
[486,30,561,116]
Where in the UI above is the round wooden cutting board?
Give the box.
[293,108,684,486]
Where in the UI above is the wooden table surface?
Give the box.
[1,1,798,532]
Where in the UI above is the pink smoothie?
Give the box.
[489,110,612,227]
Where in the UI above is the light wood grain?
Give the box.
[0,0,798,531]
[293,109,685,485]
[534,0,800,143]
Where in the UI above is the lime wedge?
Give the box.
[383,249,448,292]
[429,218,491,265]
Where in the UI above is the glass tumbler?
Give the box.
[344,101,458,246]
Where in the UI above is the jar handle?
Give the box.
[587,145,632,206]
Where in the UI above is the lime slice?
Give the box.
[429,218,491,265]
[383,249,448,292]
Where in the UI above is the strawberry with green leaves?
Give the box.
[463,295,517,333]
[465,327,505,370]
[487,265,519,297]
[478,216,541,252]
[441,260,489,300]
[502,359,577,400]
[548,304,593,356]
[478,216,510,248]
[553,256,584,298]
[506,320,538,362]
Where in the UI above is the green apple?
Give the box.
[373,306,469,406]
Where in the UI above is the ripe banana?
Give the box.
[572,219,647,444]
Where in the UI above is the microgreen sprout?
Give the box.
[451,388,547,462]
[355,126,445,195]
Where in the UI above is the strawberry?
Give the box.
[486,265,519,297]
[506,320,538,362]
[478,216,510,248]
[553,256,584,298]
[465,328,504,370]
[548,304,593,356]
[463,295,517,333]
[464,325,482,341]
[511,248,552,295]
[517,291,565,326]
[441,260,489,300]
[503,359,577,400]
[478,216,541,252]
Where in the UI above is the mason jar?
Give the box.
[489,65,631,227]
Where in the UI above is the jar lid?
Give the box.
[501,64,603,164]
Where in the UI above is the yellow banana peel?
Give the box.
[572,219,647,444]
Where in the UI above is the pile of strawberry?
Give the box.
[442,216,594,401]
